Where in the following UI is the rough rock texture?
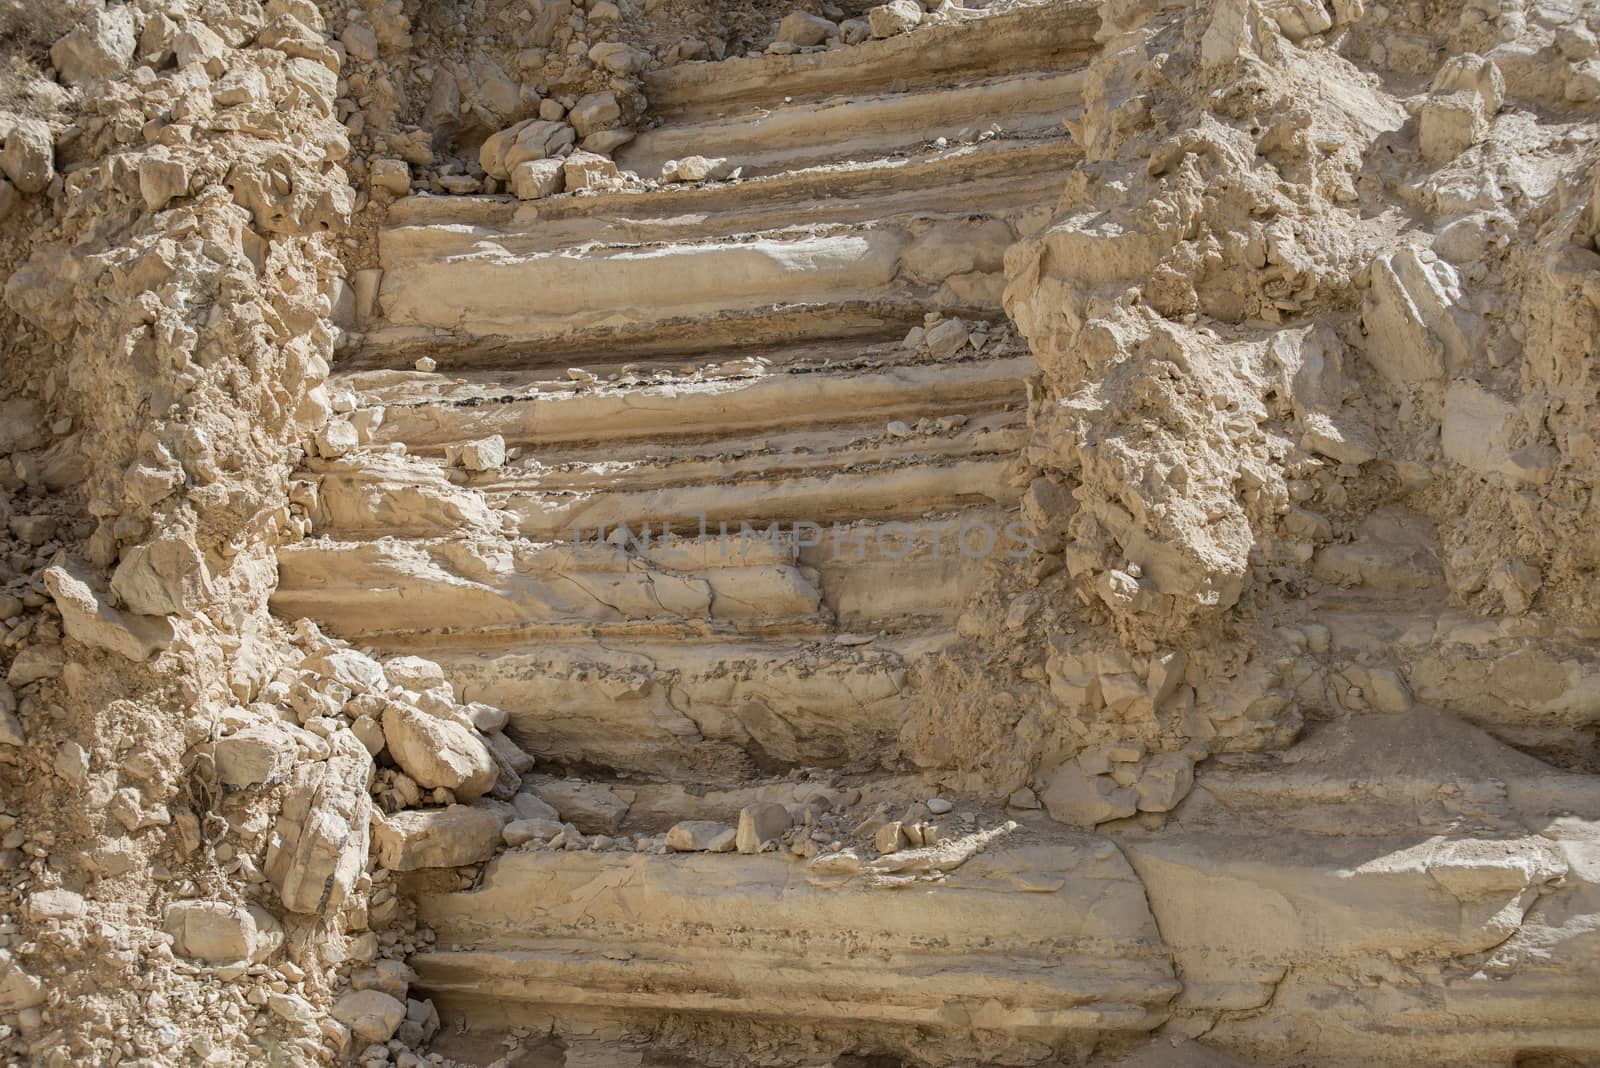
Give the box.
[1,0,1599,1065]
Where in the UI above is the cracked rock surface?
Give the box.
[0,0,1598,1065]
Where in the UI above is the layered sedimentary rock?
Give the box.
[2,0,1599,1064]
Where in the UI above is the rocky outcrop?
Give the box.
[1,0,1598,1064]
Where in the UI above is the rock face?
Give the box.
[4,0,1600,1064]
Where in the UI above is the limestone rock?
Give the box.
[666,820,737,852]
[370,158,411,196]
[1419,54,1503,162]
[173,23,228,76]
[264,734,372,916]
[736,802,792,854]
[868,1,921,38]
[511,158,564,200]
[110,535,211,617]
[503,817,563,846]
[44,560,174,661]
[1134,754,1195,812]
[777,11,838,46]
[301,648,387,694]
[331,989,406,1044]
[446,435,506,471]
[840,16,871,43]
[381,701,498,801]
[373,804,510,870]
[528,779,628,834]
[164,900,283,964]
[1,121,55,195]
[563,150,622,192]
[215,722,297,789]
[1040,762,1137,826]
[316,419,359,458]
[0,950,42,1012]
[568,92,622,138]
[383,655,446,692]
[588,42,646,74]
[51,4,137,86]
[661,156,735,183]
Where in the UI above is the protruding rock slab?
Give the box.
[412,838,1177,1046]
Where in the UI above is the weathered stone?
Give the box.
[661,156,735,183]
[316,418,359,458]
[1,121,55,195]
[50,4,137,86]
[382,701,498,800]
[511,791,561,822]
[736,802,792,854]
[588,42,646,74]
[383,655,446,692]
[874,820,906,854]
[777,11,838,45]
[503,817,564,846]
[215,722,297,789]
[563,150,621,192]
[370,158,411,196]
[352,959,415,1001]
[173,23,228,76]
[868,0,922,38]
[529,778,628,834]
[110,535,211,616]
[301,648,387,694]
[511,157,564,200]
[372,804,509,870]
[164,900,283,963]
[840,16,872,43]
[332,989,406,1044]
[446,435,505,471]
[45,560,174,661]
[1134,754,1195,812]
[666,820,737,852]
[140,151,191,211]
[0,950,43,1012]
[1040,762,1137,827]
[264,733,372,916]
[582,128,635,155]
[568,92,622,138]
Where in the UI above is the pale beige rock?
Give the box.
[868,0,922,38]
[1040,762,1137,826]
[373,804,509,870]
[381,701,498,801]
[777,11,837,46]
[264,735,372,916]
[568,92,622,138]
[511,158,564,200]
[666,820,736,852]
[164,900,283,963]
[214,722,297,789]
[110,535,211,617]
[331,989,406,1043]
[563,150,622,192]
[45,560,173,661]
[50,5,137,86]
[503,817,564,846]
[1,121,54,195]
[370,158,411,196]
[736,802,791,854]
